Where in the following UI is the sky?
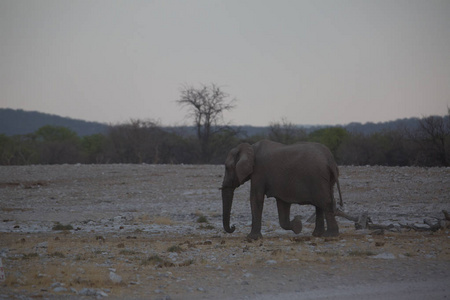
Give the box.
[1,0,449,126]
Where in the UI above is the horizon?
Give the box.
[2,107,444,129]
[1,1,449,126]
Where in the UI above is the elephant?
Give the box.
[221,139,343,240]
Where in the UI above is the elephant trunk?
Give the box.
[221,187,236,233]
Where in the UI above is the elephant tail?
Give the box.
[336,178,343,207]
[329,163,344,209]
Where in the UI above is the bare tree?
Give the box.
[417,115,449,166]
[406,110,450,166]
[269,118,307,144]
[177,84,236,162]
[107,119,166,163]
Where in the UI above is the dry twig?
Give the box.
[334,209,449,233]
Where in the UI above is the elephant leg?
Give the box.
[276,199,302,234]
[248,192,264,240]
[276,199,292,230]
[312,207,325,237]
[324,211,339,237]
[291,215,302,234]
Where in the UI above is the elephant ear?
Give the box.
[235,143,254,184]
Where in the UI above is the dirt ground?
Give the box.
[0,164,449,299]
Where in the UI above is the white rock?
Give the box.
[37,241,48,248]
[79,288,97,296]
[97,290,108,297]
[168,252,178,260]
[371,252,396,259]
[109,271,122,283]
[53,287,67,293]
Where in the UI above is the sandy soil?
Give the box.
[0,164,449,299]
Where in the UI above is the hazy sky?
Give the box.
[1,0,449,126]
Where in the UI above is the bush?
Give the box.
[52,223,74,231]
[196,216,208,223]
[2,113,449,167]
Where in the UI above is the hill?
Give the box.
[344,118,422,135]
[0,109,108,136]
[0,108,430,137]
[166,119,423,138]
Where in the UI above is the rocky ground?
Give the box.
[0,164,449,299]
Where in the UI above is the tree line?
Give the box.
[0,113,448,167]
[1,84,449,166]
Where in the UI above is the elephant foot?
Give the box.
[323,229,339,237]
[291,215,302,234]
[312,228,325,237]
[246,232,263,241]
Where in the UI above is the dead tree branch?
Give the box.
[334,209,449,233]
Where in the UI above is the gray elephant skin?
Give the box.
[221,140,343,240]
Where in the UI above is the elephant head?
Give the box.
[221,143,254,233]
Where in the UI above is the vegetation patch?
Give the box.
[198,224,215,230]
[290,236,312,243]
[49,251,65,258]
[1,107,449,166]
[142,255,174,268]
[152,216,174,226]
[196,215,208,223]
[347,250,376,257]
[0,182,20,188]
[52,222,74,231]
[317,250,340,257]
[22,253,39,260]
[167,245,183,253]
[119,249,140,255]
[1,207,32,212]
[179,259,195,267]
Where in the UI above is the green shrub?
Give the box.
[196,216,208,223]
[52,223,74,231]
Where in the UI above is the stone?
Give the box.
[37,242,48,248]
[51,282,62,288]
[109,271,123,283]
[371,252,396,259]
[97,290,108,297]
[79,288,98,296]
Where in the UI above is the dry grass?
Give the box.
[151,216,174,225]
[347,250,376,257]
[1,207,32,212]
[1,230,450,299]
[1,165,449,299]
[167,245,183,253]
